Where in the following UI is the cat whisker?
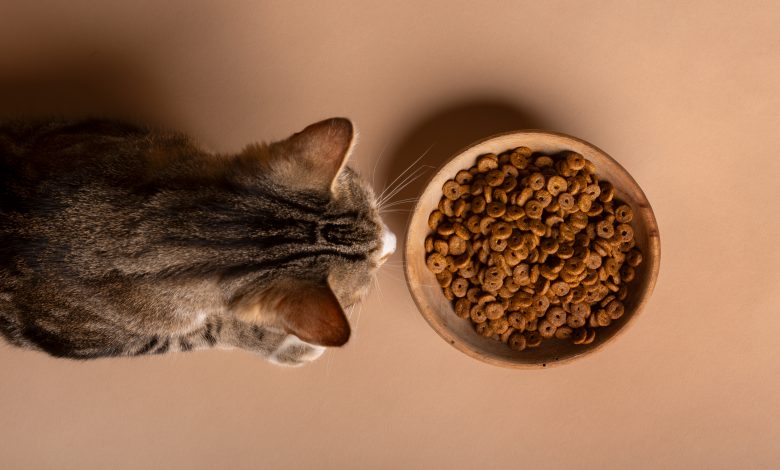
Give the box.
[371,142,390,189]
[378,166,428,207]
[377,165,433,208]
[376,145,434,205]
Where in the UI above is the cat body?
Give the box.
[0,118,393,365]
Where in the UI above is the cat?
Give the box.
[0,117,396,366]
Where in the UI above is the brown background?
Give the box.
[1,1,779,469]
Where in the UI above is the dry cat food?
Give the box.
[425,147,643,351]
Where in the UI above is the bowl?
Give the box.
[404,130,660,368]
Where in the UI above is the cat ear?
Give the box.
[275,282,351,347]
[270,117,354,193]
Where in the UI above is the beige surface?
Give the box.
[1,1,779,469]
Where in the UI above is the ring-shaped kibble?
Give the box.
[584,184,601,200]
[550,281,570,297]
[589,314,600,328]
[539,265,558,281]
[615,204,633,223]
[529,265,540,284]
[448,236,467,256]
[599,182,615,202]
[529,220,547,237]
[555,326,573,339]
[516,187,534,206]
[582,328,596,345]
[534,189,553,208]
[491,221,513,240]
[527,172,545,191]
[502,164,519,179]
[545,215,564,227]
[452,253,470,270]
[494,189,508,204]
[616,223,634,242]
[512,263,531,285]
[538,320,556,338]
[509,147,532,167]
[453,223,470,240]
[471,195,487,214]
[426,252,447,273]
[485,169,505,187]
[606,300,625,320]
[437,221,455,236]
[508,333,527,351]
[546,175,568,196]
[486,201,506,218]
[489,236,508,252]
[475,322,494,337]
[477,155,499,172]
[428,210,443,231]
[564,258,586,275]
[478,220,496,238]
[451,277,469,298]
[532,294,550,313]
[505,205,524,220]
[504,250,526,267]
[627,249,643,267]
[596,220,615,239]
[581,270,599,286]
[539,238,559,254]
[470,305,487,324]
[434,239,449,256]
[507,312,527,331]
[569,212,588,230]
[466,215,481,234]
[455,170,473,184]
[442,180,462,201]
[585,253,602,270]
[524,200,543,219]
[571,327,588,345]
[453,199,468,218]
[425,235,434,253]
[470,180,485,196]
[604,258,619,276]
[440,198,454,217]
[436,270,453,288]
[485,302,505,320]
[565,152,586,171]
[499,176,517,192]
[534,155,554,168]
[571,302,590,318]
[443,287,454,301]
[620,264,635,283]
[525,331,542,347]
[556,244,574,260]
[489,317,510,335]
[459,262,478,278]
[455,298,471,318]
[586,203,603,217]
[577,194,592,212]
[567,315,586,329]
[546,307,567,327]
[596,310,611,327]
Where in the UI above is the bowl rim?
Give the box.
[403,129,661,369]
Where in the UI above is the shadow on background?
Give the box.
[379,99,552,237]
[0,44,173,125]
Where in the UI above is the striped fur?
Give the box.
[0,118,389,363]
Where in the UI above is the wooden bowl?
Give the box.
[404,130,660,368]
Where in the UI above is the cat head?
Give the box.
[233,118,394,347]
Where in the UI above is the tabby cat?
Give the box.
[0,117,395,365]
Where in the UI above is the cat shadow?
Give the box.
[0,44,174,125]
[378,100,551,240]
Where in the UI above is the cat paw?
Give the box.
[268,334,326,367]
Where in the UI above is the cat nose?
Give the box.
[379,223,396,262]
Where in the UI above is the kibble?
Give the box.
[425,148,643,352]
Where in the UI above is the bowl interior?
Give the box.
[404,131,660,368]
